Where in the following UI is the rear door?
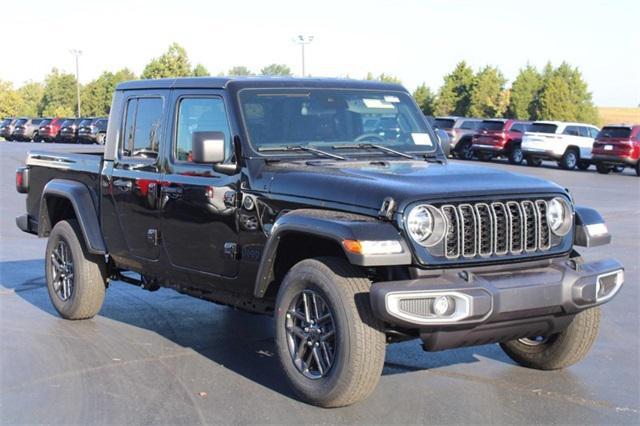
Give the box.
[105,91,167,264]
[160,89,241,283]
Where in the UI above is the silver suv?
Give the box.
[432,116,483,158]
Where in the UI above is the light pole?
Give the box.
[70,49,82,117]
[293,35,314,77]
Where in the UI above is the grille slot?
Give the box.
[435,199,555,260]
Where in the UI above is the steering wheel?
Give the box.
[354,133,386,143]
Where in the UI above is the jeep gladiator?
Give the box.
[16,77,624,407]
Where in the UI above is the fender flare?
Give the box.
[574,205,611,247]
[39,179,106,255]
[253,209,412,298]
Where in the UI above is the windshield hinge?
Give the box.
[378,197,396,221]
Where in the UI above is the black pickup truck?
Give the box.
[16,77,624,407]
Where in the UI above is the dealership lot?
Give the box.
[0,142,638,424]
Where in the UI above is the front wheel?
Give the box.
[508,145,524,164]
[45,220,107,319]
[456,140,475,160]
[500,307,600,370]
[560,149,578,170]
[274,257,386,407]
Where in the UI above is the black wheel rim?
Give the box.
[51,240,74,301]
[285,289,336,380]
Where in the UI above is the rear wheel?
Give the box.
[274,257,386,407]
[526,156,542,167]
[96,133,106,145]
[577,160,590,170]
[500,307,600,370]
[478,152,493,162]
[45,220,107,320]
[456,139,475,160]
[560,148,578,170]
[596,163,612,174]
[508,145,524,165]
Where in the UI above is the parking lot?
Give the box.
[0,141,638,424]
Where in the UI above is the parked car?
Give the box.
[471,119,531,164]
[38,117,69,142]
[12,118,48,142]
[591,124,640,176]
[0,118,18,141]
[521,121,600,169]
[15,77,623,408]
[58,118,86,143]
[77,117,108,144]
[432,116,483,159]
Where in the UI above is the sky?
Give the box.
[3,0,639,107]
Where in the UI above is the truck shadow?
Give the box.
[1,259,514,401]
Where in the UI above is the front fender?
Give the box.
[574,205,611,247]
[253,209,412,298]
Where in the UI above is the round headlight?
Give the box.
[547,197,572,236]
[407,205,433,242]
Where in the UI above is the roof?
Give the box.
[532,120,599,127]
[115,76,407,92]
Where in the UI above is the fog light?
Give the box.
[433,296,455,316]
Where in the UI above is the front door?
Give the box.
[160,91,241,281]
[107,93,167,264]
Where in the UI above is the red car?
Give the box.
[38,117,69,142]
[471,119,531,164]
[592,124,640,176]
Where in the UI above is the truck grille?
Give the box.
[440,199,551,259]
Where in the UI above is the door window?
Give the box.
[563,126,580,136]
[121,97,163,159]
[174,97,231,162]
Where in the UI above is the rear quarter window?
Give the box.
[433,118,455,129]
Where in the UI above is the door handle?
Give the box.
[113,179,132,191]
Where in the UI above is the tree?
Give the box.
[17,82,44,116]
[192,63,209,77]
[0,80,22,118]
[365,72,402,84]
[141,43,191,79]
[507,65,542,120]
[412,83,436,115]
[260,64,292,76]
[434,61,476,116]
[227,66,254,76]
[538,75,577,121]
[468,66,508,118]
[80,68,135,116]
[39,68,77,117]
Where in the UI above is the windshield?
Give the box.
[0,119,11,126]
[79,119,92,127]
[433,118,455,129]
[598,127,631,139]
[479,120,505,131]
[529,123,558,134]
[239,88,435,155]
[15,119,27,126]
[39,119,51,126]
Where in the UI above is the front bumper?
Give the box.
[370,257,623,350]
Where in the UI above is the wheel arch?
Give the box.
[564,145,581,157]
[253,209,411,298]
[38,179,106,255]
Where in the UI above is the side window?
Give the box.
[511,123,524,133]
[577,126,589,137]
[460,120,476,130]
[563,126,580,136]
[589,127,599,138]
[121,97,163,158]
[175,97,231,162]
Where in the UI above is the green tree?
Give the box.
[538,75,577,121]
[260,64,292,76]
[468,66,508,118]
[434,61,476,116]
[141,43,192,79]
[412,83,436,115]
[507,65,542,119]
[81,68,136,116]
[192,63,209,77]
[17,82,44,116]
[39,68,77,117]
[227,66,254,76]
[365,72,402,84]
[0,80,22,118]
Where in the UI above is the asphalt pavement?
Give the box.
[0,141,638,424]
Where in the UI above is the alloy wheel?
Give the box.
[51,239,74,301]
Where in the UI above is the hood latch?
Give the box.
[378,197,397,221]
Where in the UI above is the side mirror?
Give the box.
[192,131,225,164]
[436,129,451,157]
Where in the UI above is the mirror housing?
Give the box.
[436,129,451,157]
[192,131,225,164]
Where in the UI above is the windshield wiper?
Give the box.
[332,143,414,159]
[258,145,346,160]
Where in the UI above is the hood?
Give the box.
[265,160,566,213]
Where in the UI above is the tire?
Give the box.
[612,165,624,173]
[45,220,107,320]
[456,139,475,160]
[274,257,386,407]
[577,160,590,171]
[500,306,600,370]
[32,132,40,143]
[478,152,493,162]
[636,161,640,177]
[560,148,578,170]
[596,163,612,174]
[526,156,542,167]
[96,133,106,145]
[508,145,524,165]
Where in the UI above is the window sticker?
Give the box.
[384,95,400,103]
[363,98,395,109]
[411,133,433,146]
